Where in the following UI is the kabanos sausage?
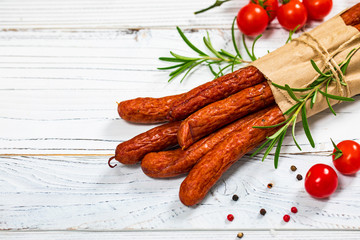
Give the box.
[141,107,276,178]
[168,66,265,121]
[177,82,275,149]
[179,106,285,206]
[108,121,181,167]
[118,94,183,124]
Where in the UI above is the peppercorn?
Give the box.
[290,165,297,172]
[237,232,244,238]
[260,208,267,216]
[291,207,298,213]
[227,214,234,222]
[296,174,303,181]
[232,194,239,201]
[283,214,290,222]
[267,183,273,189]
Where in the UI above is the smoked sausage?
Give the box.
[179,106,285,206]
[177,82,275,149]
[141,107,276,178]
[108,121,181,167]
[168,66,265,121]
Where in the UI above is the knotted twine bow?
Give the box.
[293,31,360,98]
[252,13,360,119]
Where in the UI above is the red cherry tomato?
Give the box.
[304,164,338,198]
[250,0,279,22]
[332,140,360,175]
[277,0,308,31]
[303,0,333,20]
[237,3,269,36]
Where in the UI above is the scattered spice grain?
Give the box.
[232,194,239,201]
[260,208,267,215]
[283,214,290,222]
[237,232,244,238]
[291,207,298,213]
[296,174,303,181]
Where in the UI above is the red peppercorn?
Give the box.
[291,207,298,213]
[227,214,234,221]
[283,214,290,222]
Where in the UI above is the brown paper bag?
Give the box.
[252,13,360,119]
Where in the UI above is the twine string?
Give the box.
[292,32,349,97]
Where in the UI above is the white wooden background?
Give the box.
[1,0,360,239]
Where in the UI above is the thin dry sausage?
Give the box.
[108,121,181,167]
[179,106,285,206]
[177,82,275,149]
[141,107,277,178]
[168,66,265,121]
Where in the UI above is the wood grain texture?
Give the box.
[1,155,360,230]
[0,0,358,29]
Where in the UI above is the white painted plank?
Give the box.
[0,0,357,29]
[1,155,359,230]
[1,28,360,154]
[1,230,360,240]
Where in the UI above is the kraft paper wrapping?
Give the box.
[251,14,360,119]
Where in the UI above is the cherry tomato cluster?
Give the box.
[237,0,333,36]
[304,140,360,199]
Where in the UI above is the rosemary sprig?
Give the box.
[285,25,300,44]
[158,17,261,82]
[252,47,360,168]
[194,0,231,15]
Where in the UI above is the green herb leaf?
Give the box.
[310,89,318,109]
[285,24,300,44]
[274,129,287,169]
[159,57,187,63]
[271,82,312,92]
[310,59,331,77]
[203,34,226,60]
[318,90,355,102]
[219,49,236,59]
[285,84,303,102]
[176,27,207,56]
[291,118,302,151]
[194,0,231,15]
[283,102,301,115]
[157,63,186,70]
[170,51,201,61]
[169,61,195,77]
[250,138,272,157]
[251,34,262,60]
[231,17,242,59]
[301,106,315,148]
[262,136,280,162]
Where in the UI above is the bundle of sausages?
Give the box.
[109,4,360,206]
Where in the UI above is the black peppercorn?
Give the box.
[296,174,303,181]
[290,165,297,172]
[232,194,239,201]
